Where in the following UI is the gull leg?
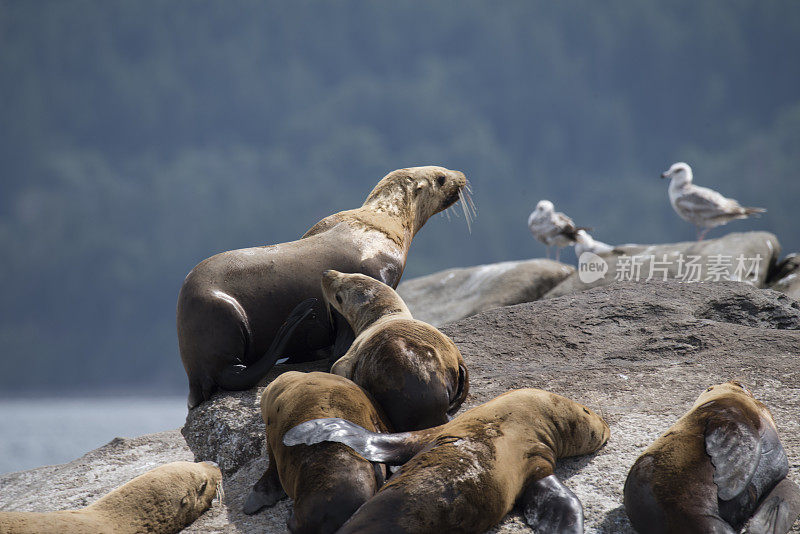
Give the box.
[555,247,561,262]
[697,227,710,241]
[545,245,551,259]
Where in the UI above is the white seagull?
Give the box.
[574,229,614,257]
[661,162,766,241]
[528,200,587,261]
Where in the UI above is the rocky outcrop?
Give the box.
[3,281,799,533]
[768,253,800,300]
[545,231,781,299]
[396,259,574,326]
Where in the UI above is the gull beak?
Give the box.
[660,171,669,179]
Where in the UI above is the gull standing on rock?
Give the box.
[574,229,614,257]
[661,162,766,241]
[528,200,587,261]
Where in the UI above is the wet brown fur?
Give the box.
[0,461,221,534]
[177,166,467,408]
[259,371,392,532]
[338,388,610,534]
[324,270,469,431]
[624,381,781,533]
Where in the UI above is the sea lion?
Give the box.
[0,461,221,534]
[624,381,800,534]
[284,388,610,534]
[243,371,391,533]
[322,269,469,431]
[177,166,469,408]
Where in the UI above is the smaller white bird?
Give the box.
[662,162,766,241]
[528,200,588,261]
[574,229,614,258]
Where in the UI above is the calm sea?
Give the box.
[0,396,187,475]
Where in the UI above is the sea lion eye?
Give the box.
[336,294,343,304]
[437,175,446,186]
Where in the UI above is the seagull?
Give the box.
[574,229,614,257]
[661,162,766,241]
[528,200,587,261]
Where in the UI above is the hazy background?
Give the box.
[2,0,799,399]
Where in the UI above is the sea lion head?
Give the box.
[321,270,410,333]
[90,460,222,534]
[693,380,754,408]
[365,166,469,235]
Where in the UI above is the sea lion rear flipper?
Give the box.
[521,474,584,534]
[282,417,432,465]
[744,478,800,534]
[705,407,761,500]
[217,298,318,391]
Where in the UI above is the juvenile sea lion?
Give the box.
[624,381,800,534]
[284,388,610,534]
[243,371,391,533]
[322,269,469,431]
[0,461,221,534]
[177,166,470,408]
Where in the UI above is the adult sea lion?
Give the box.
[322,269,469,431]
[284,388,610,534]
[177,166,470,408]
[0,461,221,534]
[624,381,800,534]
[243,371,391,533]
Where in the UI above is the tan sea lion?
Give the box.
[0,461,221,534]
[243,371,392,533]
[322,269,469,431]
[624,381,800,534]
[284,388,610,533]
[177,166,470,408]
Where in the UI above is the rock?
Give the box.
[768,253,800,300]
[3,281,799,532]
[545,231,781,299]
[396,259,574,326]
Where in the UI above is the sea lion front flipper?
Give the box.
[282,417,435,465]
[217,298,318,390]
[243,453,287,515]
[743,478,800,534]
[521,474,584,534]
[705,407,761,500]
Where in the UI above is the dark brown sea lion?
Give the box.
[176,166,469,408]
[284,388,610,533]
[242,371,391,533]
[322,269,469,431]
[624,381,800,534]
[0,461,221,534]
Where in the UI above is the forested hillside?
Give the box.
[1,1,798,393]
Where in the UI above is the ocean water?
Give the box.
[0,396,187,475]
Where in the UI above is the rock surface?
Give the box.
[3,281,800,533]
[396,258,574,326]
[769,253,800,300]
[545,231,781,299]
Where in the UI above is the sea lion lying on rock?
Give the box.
[0,461,221,534]
[177,166,470,408]
[322,269,469,431]
[284,388,610,534]
[624,381,800,534]
[243,371,392,533]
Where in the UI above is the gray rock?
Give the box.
[546,231,781,299]
[769,253,800,300]
[3,281,799,533]
[396,259,574,326]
